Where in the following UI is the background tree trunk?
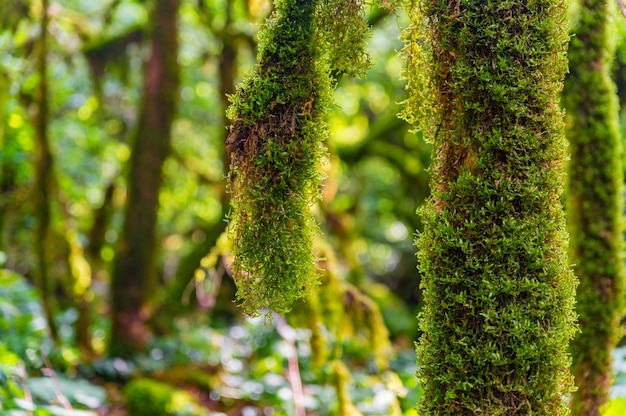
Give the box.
[562,1,625,414]
[109,0,180,358]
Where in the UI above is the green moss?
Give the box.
[403,0,577,414]
[226,0,369,317]
[316,0,371,78]
[124,379,208,416]
[562,1,625,414]
[226,0,326,317]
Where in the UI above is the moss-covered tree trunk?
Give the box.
[562,1,625,414]
[109,0,180,357]
[403,1,577,414]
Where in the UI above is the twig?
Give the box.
[40,349,72,411]
[16,363,34,416]
[275,315,306,416]
[182,258,224,310]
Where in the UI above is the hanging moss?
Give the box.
[562,1,625,414]
[226,0,369,317]
[285,240,398,415]
[315,0,370,78]
[402,1,577,414]
[226,0,328,316]
[286,238,394,372]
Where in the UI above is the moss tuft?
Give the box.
[226,0,328,317]
[316,0,371,78]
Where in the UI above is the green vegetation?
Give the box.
[403,0,577,413]
[563,1,625,414]
[124,379,208,416]
[226,0,329,316]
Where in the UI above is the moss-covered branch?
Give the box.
[226,0,327,316]
[403,0,577,414]
[226,0,370,316]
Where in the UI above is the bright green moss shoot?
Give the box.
[562,1,625,414]
[403,1,577,414]
[226,0,370,317]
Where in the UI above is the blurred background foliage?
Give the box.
[5,0,626,415]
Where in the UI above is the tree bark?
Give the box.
[109,0,180,358]
[0,73,10,255]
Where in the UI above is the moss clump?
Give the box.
[226,0,369,317]
[562,1,625,414]
[331,359,363,416]
[403,0,577,414]
[124,379,208,416]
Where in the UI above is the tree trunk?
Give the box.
[562,1,625,414]
[403,1,577,414]
[33,0,59,342]
[109,0,180,358]
[0,73,10,255]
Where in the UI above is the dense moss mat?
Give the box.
[562,1,625,414]
[403,1,577,414]
[226,0,369,316]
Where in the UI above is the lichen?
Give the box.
[124,379,207,416]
